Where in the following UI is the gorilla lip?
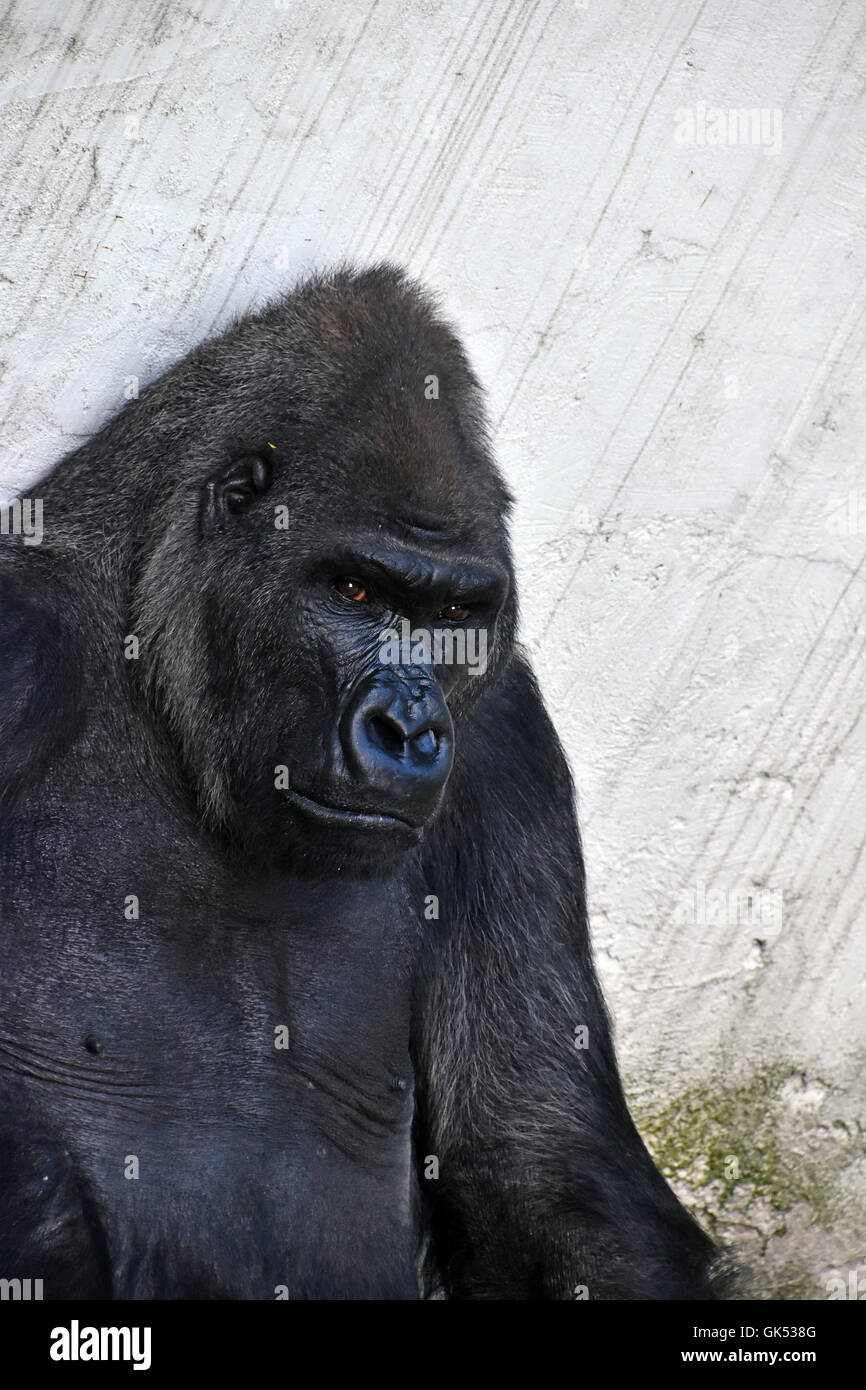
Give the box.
[286,786,420,835]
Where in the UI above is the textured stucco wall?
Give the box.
[1,0,864,1298]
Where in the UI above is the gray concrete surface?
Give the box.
[1,0,864,1298]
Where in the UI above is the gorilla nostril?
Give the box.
[412,728,438,760]
[368,715,406,758]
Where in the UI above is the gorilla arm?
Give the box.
[0,566,84,815]
[413,653,722,1300]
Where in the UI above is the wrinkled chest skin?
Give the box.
[0,795,423,1301]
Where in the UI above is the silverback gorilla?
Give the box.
[0,265,725,1300]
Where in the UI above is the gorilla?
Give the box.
[0,264,725,1300]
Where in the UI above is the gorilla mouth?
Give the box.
[286,786,421,835]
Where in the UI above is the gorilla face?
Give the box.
[198,450,510,860]
[277,536,508,842]
[127,268,516,868]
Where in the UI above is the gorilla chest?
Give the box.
[0,862,421,1298]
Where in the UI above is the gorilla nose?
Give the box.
[341,669,454,819]
[368,711,440,764]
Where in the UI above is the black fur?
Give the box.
[0,265,726,1299]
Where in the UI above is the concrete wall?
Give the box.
[2,0,864,1298]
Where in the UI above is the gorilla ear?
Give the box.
[200,450,274,537]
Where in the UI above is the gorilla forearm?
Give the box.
[415,656,723,1299]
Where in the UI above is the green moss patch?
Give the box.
[633,1066,846,1229]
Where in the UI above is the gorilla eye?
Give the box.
[439,603,471,621]
[335,577,368,602]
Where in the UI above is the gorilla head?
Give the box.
[43,266,516,867]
